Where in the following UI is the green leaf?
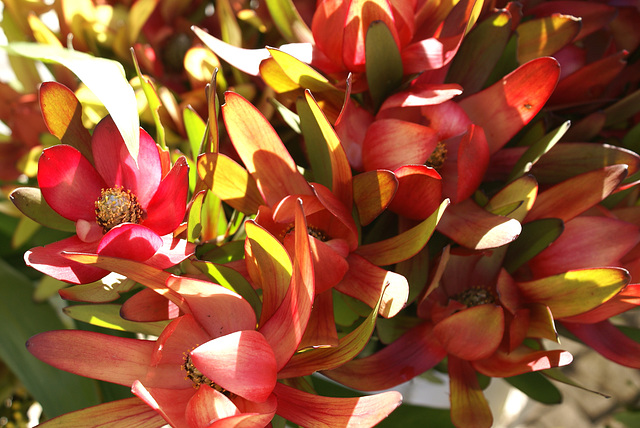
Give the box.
[543,367,610,398]
[271,98,301,134]
[615,409,640,428]
[376,403,455,428]
[3,42,140,161]
[12,215,40,249]
[504,218,564,273]
[504,371,562,404]
[10,187,76,232]
[183,105,207,160]
[508,121,571,183]
[63,304,168,337]
[187,190,205,243]
[264,0,313,43]
[0,259,101,418]
[131,49,166,149]
[366,21,403,110]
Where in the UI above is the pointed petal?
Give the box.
[459,57,560,154]
[528,217,640,277]
[362,119,439,171]
[91,115,161,207]
[353,169,398,226]
[38,144,106,222]
[525,165,628,223]
[436,198,522,250]
[35,398,166,427]
[25,236,106,284]
[197,153,263,215]
[563,320,640,369]
[273,383,402,428]
[516,268,630,319]
[448,356,493,428]
[379,83,463,110]
[473,347,573,377]
[259,199,315,370]
[386,165,442,220]
[433,305,505,360]
[334,253,408,318]
[358,198,449,264]
[143,156,189,235]
[323,322,446,391]
[26,330,154,385]
[222,92,312,206]
[97,224,163,261]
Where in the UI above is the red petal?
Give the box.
[311,0,348,69]
[473,347,573,377]
[91,115,162,207]
[388,165,443,221]
[443,124,489,204]
[38,145,106,222]
[297,289,339,349]
[362,119,439,171]
[191,331,277,402]
[379,83,463,110]
[132,381,194,428]
[26,330,154,385]
[25,235,107,284]
[323,322,446,391]
[145,234,196,271]
[433,305,505,360]
[186,387,240,427]
[273,383,402,428]
[143,156,189,235]
[563,320,640,368]
[97,224,163,261]
[448,356,493,428]
[459,57,560,154]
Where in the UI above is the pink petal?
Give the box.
[191,330,277,402]
[97,224,163,261]
[33,398,166,427]
[473,347,573,377]
[186,387,240,427]
[25,235,107,284]
[433,305,505,360]
[26,330,154,385]
[145,234,196,271]
[143,156,189,235]
[91,115,162,207]
[132,381,194,428]
[448,356,493,428]
[323,322,446,391]
[362,119,439,171]
[121,288,183,322]
[379,83,463,110]
[210,394,277,427]
[38,144,106,222]
[420,100,473,140]
[563,320,640,368]
[273,383,402,428]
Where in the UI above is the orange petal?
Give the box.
[448,356,493,428]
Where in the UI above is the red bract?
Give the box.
[25,114,193,284]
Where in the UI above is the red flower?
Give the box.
[25,114,194,284]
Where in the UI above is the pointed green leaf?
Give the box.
[505,371,561,404]
[3,42,140,160]
[63,304,168,336]
[517,268,630,319]
[186,190,205,243]
[10,187,76,232]
[183,105,206,160]
[543,367,610,398]
[265,0,313,43]
[357,198,449,266]
[508,121,571,182]
[366,20,403,110]
[131,48,166,149]
[504,218,564,273]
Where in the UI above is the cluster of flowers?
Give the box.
[2,0,640,427]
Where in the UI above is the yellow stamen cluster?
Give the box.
[182,353,234,397]
[94,186,144,233]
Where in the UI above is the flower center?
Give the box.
[283,225,329,242]
[453,287,496,308]
[426,141,447,171]
[94,186,144,233]
[182,354,234,397]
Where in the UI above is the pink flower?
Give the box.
[25,114,194,284]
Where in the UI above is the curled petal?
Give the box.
[186,387,240,427]
[97,224,163,261]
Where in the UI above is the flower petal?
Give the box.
[91,115,161,207]
[143,156,189,235]
[97,224,163,261]
[387,165,442,220]
[273,382,402,428]
[121,288,183,322]
[26,330,154,385]
[433,305,505,360]
[186,387,240,427]
[191,330,277,402]
[448,356,493,428]
[145,234,196,271]
[473,347,573,377]
[562,320,640,368]
[323,322,446,391]
[132,380,194,428]
[38,145,106,222]
[25,235,107,284]
[353,169,398,226]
